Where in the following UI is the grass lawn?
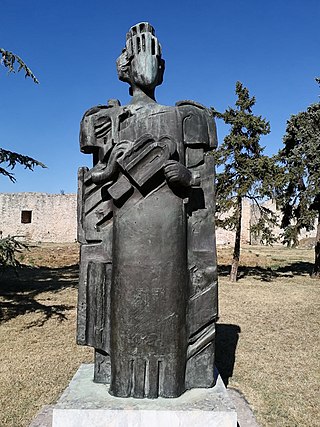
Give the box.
[0,243,319,426]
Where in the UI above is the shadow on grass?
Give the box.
[215,323,241,386]
[218,261,314,281]
[0,264,79,325]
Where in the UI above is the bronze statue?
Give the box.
[77,22,218,399]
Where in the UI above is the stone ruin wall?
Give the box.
[0,193,77,243]
[215,198,251,246]
[250,199,317,246]
[0,193,316,244]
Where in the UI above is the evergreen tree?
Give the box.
[277,78,320,277]
[212,81,276,281]
[1,48,43,268]
[1,48,44,181]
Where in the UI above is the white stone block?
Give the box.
[52,364,237,427]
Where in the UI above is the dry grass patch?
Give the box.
[0,243,319,426]
[217,245,320,427]
[0,243,92,427]
[16,242,80,268]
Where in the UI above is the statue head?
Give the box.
[117,23,165,95]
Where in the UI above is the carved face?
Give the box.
[117,23,165,91]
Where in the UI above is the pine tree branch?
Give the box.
[0,235,30,269]
[0,148,46,181]
[0,48,39,84]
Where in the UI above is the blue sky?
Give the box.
[1,0,319,193]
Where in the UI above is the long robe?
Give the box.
[77,100,218,398]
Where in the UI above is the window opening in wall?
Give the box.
[21,210,32,224]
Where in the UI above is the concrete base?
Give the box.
[52,364,237,426]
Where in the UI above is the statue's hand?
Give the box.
[110,140,131,162]
[164,160,192,187]
[91,141,131,184]
[129,29,161,89]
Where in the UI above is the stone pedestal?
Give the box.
[52,364,237,427]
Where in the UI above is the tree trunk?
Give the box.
[230,196,242,282]
[311,211,320,278]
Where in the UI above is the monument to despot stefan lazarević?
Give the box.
[77,22,218,399]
